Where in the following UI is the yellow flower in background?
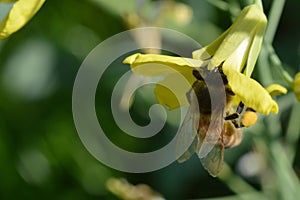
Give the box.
[293,72,300,101]
[106,178,164,200]
[124,4,286,115]
[0,0,46,39]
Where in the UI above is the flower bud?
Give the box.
[293,72,300,101]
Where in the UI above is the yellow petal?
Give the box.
[244,15,267,76]
[123,53,205,77]
[223,36,250,73]
[266,84,287,96]
[192,27,231,61]
[293,72,300,101]
[123,53,200,110]
[223,67,278,114]
[154,72,196,110]
[193,4,267,76]
[0,0,46,39]
[220,5,267,75]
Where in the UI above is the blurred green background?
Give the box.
[0,0,300,199]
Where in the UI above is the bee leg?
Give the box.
[232,120,240,128]
[225,113,239,120]
[224,102,245,128]
[236,102,245,114]
[225,116,241,128]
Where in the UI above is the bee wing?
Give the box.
[176,107,198,163]
[197,106,225,176]
[176,91,200,163]
[198,106,224,158]
[199,144,224,177]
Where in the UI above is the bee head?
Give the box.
[192,65,228,85]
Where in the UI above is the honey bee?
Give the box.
[176,65,257,177]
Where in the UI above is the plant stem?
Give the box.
[266,44,294,88]
[204,0,228,11]
[218,163,257,195]
[264,0,286,43]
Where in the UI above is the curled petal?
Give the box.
[266,84,287,96]
[0,0,46,39]
[223,67,278,114]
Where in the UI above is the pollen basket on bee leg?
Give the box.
[241,111,258,127]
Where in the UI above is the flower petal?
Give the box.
[123,53,205,76]
[192,28,231,63]
[0,0,45,39]
[154,72,196,109]
[244,13,267,76]
[123,53,200,110]
[223,67,278,114]
[193,4,267,76]
[266,84,287,96]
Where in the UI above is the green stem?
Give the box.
[254,0,263,10]
[270,141,300,199]
[285,102,300,163]
[218,163,257,196]
[264,0,286,43]
[266,44,294,88]
[258,0,293,88]
[204,0,228,11]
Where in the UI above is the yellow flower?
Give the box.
[266,84,287,97]
[123,4,286,115]
[293,72,300,101]
[0,0,46,39]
